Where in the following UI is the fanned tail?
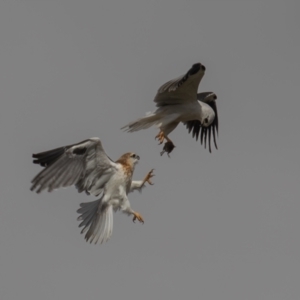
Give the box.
[77,198,113,244]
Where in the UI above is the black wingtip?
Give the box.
[31,147,66,167]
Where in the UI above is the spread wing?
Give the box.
[154,63,206,107]
[185,93,219,153]
[30,137,117,194]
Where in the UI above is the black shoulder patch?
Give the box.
[73,147,87,155]
[189,63,201,75]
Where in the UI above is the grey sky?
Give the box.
[0,1,299,299]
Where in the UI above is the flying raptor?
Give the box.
[30,137,154,244]
[121,63,219,156]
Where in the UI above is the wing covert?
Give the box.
[31,138,117,194]
[154,63,206,107]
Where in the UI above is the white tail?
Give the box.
[77,199,113,244]
[121,113,162,132]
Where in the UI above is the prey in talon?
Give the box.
[160,141,175,157]
[121,62,219,155]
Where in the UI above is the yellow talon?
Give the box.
[132,212,144,224]
[155,131,165,144]
[142,169,155,186]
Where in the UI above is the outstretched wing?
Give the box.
[31,137,117,194]
[185,92,219,153]
[154,63,206,107]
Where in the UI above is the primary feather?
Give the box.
[121,63,219,154]
[31,137,153,244]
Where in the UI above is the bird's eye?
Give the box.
[131,153,140,160]
[204,118,209,124]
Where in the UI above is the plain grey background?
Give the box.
[0,1,299,299]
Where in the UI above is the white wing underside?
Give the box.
[31,137,118,195]
[31,137,150,244]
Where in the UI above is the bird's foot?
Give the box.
[160,141,176,157]
[132,212,144,224]
[142,169,155,186]
[155,131,165,145]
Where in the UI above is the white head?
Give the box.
[199,102,215,127]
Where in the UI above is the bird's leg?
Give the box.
[141,169,155,186]
[132,211,144,224]
[155,130,166,145]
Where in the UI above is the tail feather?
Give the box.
[77,199,113,244]
[121,113,162,132]
[77,200,100,233]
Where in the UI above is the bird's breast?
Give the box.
[175,102,202,122]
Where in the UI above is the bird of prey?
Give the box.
[121,63,219,156]
[30,137,154,244]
